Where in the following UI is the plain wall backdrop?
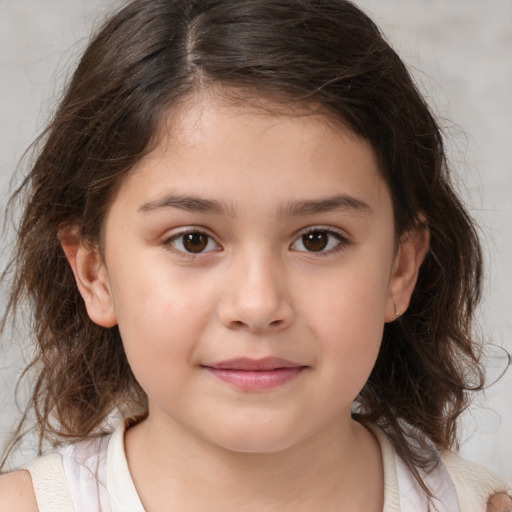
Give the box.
[1,0,511,478]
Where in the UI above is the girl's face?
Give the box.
[70,93,424,453]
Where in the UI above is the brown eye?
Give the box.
[291,229,346,253]
[182,232,208,253]
[168,231,219,254]
[302,231,329,252]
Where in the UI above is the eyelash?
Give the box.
[290,227,349,256]
[162,227,349,257]
[163,229,221,258]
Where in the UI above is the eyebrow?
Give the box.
[138,193,372,217]
[278,194,372,217]
[138,194,234,216]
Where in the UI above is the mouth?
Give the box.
[202,357,308,391]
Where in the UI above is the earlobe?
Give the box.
[59,228,117,328]
[386,220,430,322]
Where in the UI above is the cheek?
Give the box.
[307,259,390,338]
[302,259,390,389]
[107,264,217,378]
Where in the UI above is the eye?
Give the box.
[291,228,347,253]
[167,230,220,254]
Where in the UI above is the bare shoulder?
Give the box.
[487,493,512,512]
[0,470,39,512]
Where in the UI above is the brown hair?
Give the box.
[1,0,482,493]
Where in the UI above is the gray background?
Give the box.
[1,0,511,478]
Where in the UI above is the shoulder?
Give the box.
[3,452,74,512]
[441,450,509,489]
[0,470,39,512]
[487,493,512,512]
[441,451,512,512]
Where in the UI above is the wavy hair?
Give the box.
[1,0,483,493]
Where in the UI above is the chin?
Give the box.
[218,437,297,455]
[201,422,304,455]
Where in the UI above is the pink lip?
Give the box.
[204,358,307,391]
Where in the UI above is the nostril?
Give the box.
[227,318,284,332]
[218,295,294,332]
[230,320,246,330]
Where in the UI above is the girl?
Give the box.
[0,0,510,510]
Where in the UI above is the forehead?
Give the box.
[157,88,361,153]
[109,90,390,220]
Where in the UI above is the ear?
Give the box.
[385,219,430,322]
[59,228,117,328]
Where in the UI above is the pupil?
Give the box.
[303,231,328,252]
[183,233,208,253]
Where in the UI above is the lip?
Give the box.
[203,357,307,391]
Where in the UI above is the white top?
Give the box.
[23,420,511,512]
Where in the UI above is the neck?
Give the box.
[125,409,384,512]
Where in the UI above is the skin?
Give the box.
[68,92,426,510]
[5,93,508,511]
[488,494,512,512]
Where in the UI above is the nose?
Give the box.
[217,251,295,333]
